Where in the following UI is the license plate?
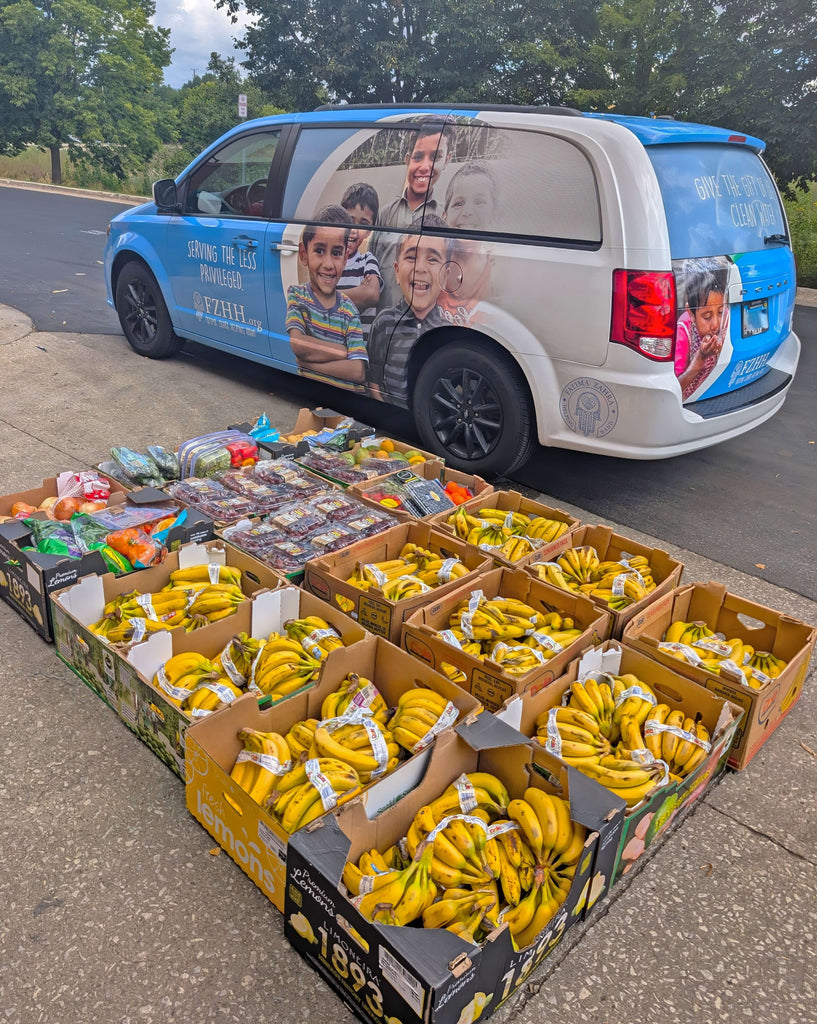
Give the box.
[742,298,769,338]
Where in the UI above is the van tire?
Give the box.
[413,339,536,478]
[115,262,183,359]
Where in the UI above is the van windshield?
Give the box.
[648,143,786,259]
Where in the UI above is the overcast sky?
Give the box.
[152,0,253,88]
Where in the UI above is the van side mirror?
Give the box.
[153,178,180,212]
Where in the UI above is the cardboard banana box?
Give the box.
[401,566,611,712]
[528,524,685,639]
[303,522,492,644]
[498,640,742,887]
[429,489,580,571]
[185,636,482,911]
[622,581,817,769]
[284,722,624,1024]
[50,540,284,775]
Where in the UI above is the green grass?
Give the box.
[2,146,816,286]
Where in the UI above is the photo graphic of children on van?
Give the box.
[367,214,448,402]
[337,182,383,340]
[674,257,730,402]
[286,205,368,391]
[439,162,498,327]
[370,117,455,309]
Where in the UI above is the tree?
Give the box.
[216,0,602,109]
[685,0,817,189]
[0,0,172,184]
[174,53,284,157]
[568,0,817,188]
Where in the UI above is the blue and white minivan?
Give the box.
[105,105,800,477]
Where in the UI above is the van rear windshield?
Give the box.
[647,143,786,259]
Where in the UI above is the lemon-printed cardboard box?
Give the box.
[498,640,742,888]
[622,581,817,769]
[283,722,623,1024]
[401,566,610,712]
[185,635,482,913]
[49,541,284,775]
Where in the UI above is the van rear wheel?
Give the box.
[413,339,536,478]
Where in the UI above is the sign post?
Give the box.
[238,93,247,119]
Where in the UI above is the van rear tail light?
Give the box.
[611,269,677,360]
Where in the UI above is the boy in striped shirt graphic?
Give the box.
[287,205,368,390]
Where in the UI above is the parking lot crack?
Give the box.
[706,803,817,869]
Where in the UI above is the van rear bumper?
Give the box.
[539,329,801,459]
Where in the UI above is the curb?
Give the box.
[0,177,146,205]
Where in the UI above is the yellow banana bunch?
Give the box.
[466,523,513,548]
[230,728,292,806]
[346,545,468,600]
[391,688,459,753]
[104,615,178,644]
[440,661,468,686]
[447,506,567,561]
[320,673,389,724]
[187,583,245,627]
[284,615,345,660]
[382,575,431,601]
[151,652,219,707]
[526,516,569,543]
[576,756,666,807]
[406,806,493,887]
[502,787,586,948]
[567,677,618,738]
[448,593,537,643]
[534,705,613,762]
[644,707,711,777]
[556,546,600,585]
[527,561,574,591]
[184,674,243,716]
[269,758,362,833]
[536,673,675,808]
[284,718,319,759]
[313,715,399,784]
[251,634,321,701]
[424,772,509,823]
[356,843,437,926]
[338,772,585,950]
[217,631,265,685]
[498,536,536,562]
[747,650,787,683]
[530,547,657,611]
[169,564,242,589]
[488,642,545,676]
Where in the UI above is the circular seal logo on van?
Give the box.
[560,378,619,438]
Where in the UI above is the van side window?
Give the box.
[184,131,279,217]
[281,123,442,226]
[437,126,601,243]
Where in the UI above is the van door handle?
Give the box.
[232,235,258,249]
[271,241,300,254]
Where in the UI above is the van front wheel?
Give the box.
[115,262,183,359]
[413,340,535,478]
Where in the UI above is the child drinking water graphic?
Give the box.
[439,163,498,327]
[674,259,730,402]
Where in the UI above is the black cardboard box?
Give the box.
[0,486,213,641]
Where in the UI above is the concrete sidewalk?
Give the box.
[0,304,815,1024]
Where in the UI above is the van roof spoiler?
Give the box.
[313,102,583,116]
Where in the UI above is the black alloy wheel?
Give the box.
[414,338,535,477]
[115,262,183,359]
